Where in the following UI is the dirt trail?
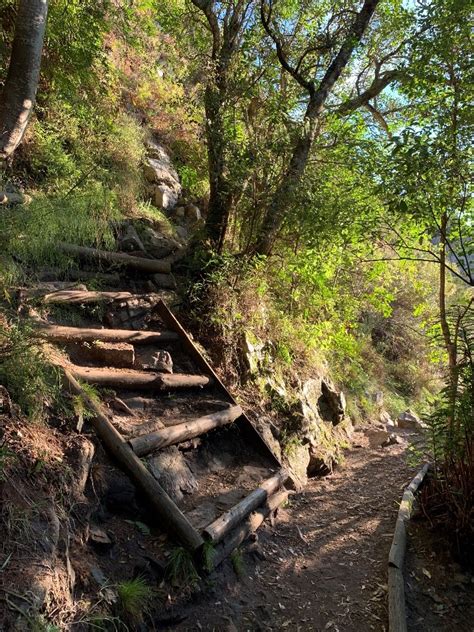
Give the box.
[171,428,417,632]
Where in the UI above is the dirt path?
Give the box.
[170,428,417,632]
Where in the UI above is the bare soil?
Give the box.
[164,429,457,632]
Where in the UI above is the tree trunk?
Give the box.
[203,82,233,251]
[129,405,242,456]
[439,212,458,427]
[0,0,48,160]
[253,122,316,255]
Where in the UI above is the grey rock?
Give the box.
[382,433,402,448]
[398,409,425,430]
[119,223,145,253]
[149,447,198,503]
[174,206,186,219]
[365,427,390,448]
[141,226,180,258]
[380,409,396,427]
[137,349,173,373]
[185,203,201,223]
[175,225,189,241]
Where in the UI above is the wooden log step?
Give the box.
[58,242,171,274]
[203,469,288,544]
[42,290,135,304]
[62,368,203,551]
[70,365,212,391]
[36,323,179,345]
[211,489,288,569]
[129,405,243,456]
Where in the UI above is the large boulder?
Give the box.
[140,226,181,259]
[142,141,181,211]
[300,377,346,427]
[398,409,425,430]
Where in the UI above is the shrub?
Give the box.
[0,322,62,421]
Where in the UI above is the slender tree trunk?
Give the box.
[0,0,48,161]
[253,119,317,255]
[439,212,458,431]
[204,83,231,250]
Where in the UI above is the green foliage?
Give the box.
[0,323,62,421]
[202,540,216,574]
[1,187,120,271]
[116,576,154,622]
[230,549,245,578]
[166,546,200,588]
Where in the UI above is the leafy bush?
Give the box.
[422,303,474,565]
[0,322,62,421]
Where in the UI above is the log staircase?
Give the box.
[23,244,288,569]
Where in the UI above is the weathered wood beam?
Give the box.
[203,469,288,544]
[42,290,134,304]
[36,323,179,345]
[130,405,243,456]
[211,489,288,569]
[62,368,204,551]
[70,365,212,391]
[58,242,171,274]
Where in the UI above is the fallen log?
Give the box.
[62,368,203,551]
[388,566,407,632]
[36,323,179,345]
[58,242,171,274]
[211,489,288,569]
[42,290,134,304]
[388,517,407,570]
[130,405,243,456]
[388,463,429,632]
[203,469,288,544]
[70,365,212,391]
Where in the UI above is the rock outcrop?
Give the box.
[143,139,182,211]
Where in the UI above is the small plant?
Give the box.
[201,540,216,573]
[116,576,154,622]
[166,546,200,588]
[230,548,245,578]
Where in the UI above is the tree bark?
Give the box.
[439,212,458,429]
[203,469,288,543]
[0,0,48,160]
[130,405,243,456]
[57,242,172,274]
[69,365,212,391]
[35,323,179,345]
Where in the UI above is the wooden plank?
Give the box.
[203,469,288,544]
[62,368,203,551]
[154,300,281,467]
[70,365,212,391]
[36,323,179,345]
[130,405,243,456]
[211,490,288,569]
[58,242,171,274]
